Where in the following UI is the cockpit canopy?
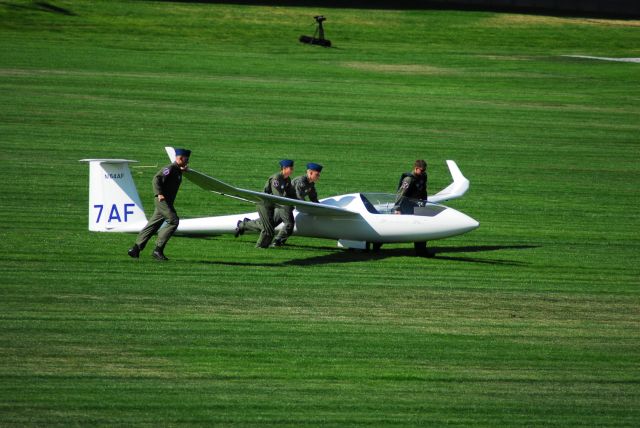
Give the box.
[318,193,447,217]
[360,193,447,217]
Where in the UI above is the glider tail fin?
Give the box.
[79,159,147,232]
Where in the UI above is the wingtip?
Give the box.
[445,160,465,181]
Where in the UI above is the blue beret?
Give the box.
[175,148,191,157]
[307,162,323,172]
[279,159,294,168]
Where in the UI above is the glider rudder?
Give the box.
[79,159,147,232]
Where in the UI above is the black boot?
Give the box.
[128,244,140,258]
[152,247,168,261]
[270,238,286,247]
[234,219,245,238]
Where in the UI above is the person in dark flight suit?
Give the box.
[292,162,322,203]
[236,159,296,248]
[394,159,427,214]
[393,159,433,257]
[128,148,191,261]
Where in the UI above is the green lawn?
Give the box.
[1,1,639,426]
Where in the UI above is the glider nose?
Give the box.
[457,211,479,233]
[441,208,479,237]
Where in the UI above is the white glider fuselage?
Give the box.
[175,192,478,243]
[297,194,479,242]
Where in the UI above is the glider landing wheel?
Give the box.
[365,242,383,252]
[364,242,383,252]
[414,241,434,258]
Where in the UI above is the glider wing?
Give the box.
[429,160,470,203]
[184,168,359,217]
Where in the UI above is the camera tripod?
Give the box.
[299,16,332,47]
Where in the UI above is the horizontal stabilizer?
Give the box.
[80,159,139,164]
[165,147,176,163]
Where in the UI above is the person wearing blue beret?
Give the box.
[292,162,323,204]
[236,159,297,248]
[128,148,191,261]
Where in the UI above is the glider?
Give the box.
[80,148,478,254]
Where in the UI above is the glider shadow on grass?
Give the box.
[283,244,538,267]
[196,244,537,267]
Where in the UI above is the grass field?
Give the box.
[1,0,639,426]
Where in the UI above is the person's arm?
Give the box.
[263,177,273,194]
[293,179,306,200]
[394,176,411,213]
[153,169,166,201]
[285,180,297,200]
[308,184,319,203]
